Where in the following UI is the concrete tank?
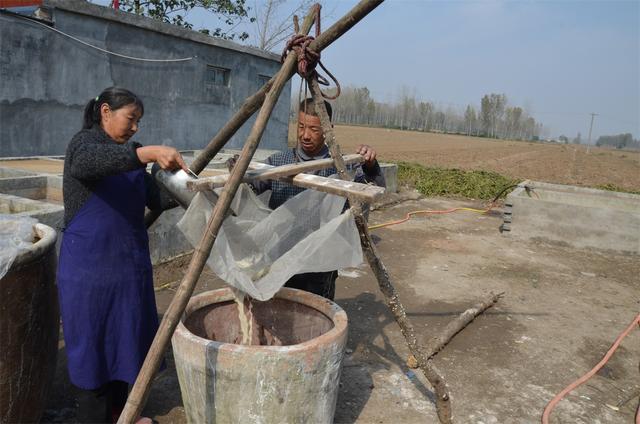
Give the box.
[172,287,348,423]
[0,223,59,424]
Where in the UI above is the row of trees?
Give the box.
[111,1,640,147]
[325,86,543,141]
[595,133,640,150]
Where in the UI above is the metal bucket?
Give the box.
[153,168,198,209]
[0,223,58,424]
[172,287,348,423]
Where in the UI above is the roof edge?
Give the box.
[42,0,281,62]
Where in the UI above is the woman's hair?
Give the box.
[82,87,144,129]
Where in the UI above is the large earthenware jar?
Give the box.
[172,287,348,424]
[0,223,58,424]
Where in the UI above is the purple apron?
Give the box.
[57,169,159,390]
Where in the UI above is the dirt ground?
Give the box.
[44,194,639,424]
[290,125,640,192]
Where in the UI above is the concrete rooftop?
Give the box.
[43,194,640,424]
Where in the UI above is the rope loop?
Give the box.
[281,3,341,100]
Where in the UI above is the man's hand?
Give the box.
[356,144,377,169]
[226,154,240,172]
[137,146,189,172]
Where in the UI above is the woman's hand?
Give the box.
[137,146,189,172]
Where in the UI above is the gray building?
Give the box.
[0,0,291,157]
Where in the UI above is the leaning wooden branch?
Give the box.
[144,0,385,229]
[357,226,453,424]
[143,6,320,229]
[308,77,453,423]
[119,9,321,424]
[119,2,385,423]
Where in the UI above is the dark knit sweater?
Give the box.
[62,126,169,228]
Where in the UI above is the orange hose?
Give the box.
[368,202,497,230]
[542,313,640,423]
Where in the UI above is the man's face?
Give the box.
[297,112,325,156]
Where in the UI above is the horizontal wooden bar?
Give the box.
[187,154,364,191]
[286,174,385,202]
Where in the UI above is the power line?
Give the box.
[2,9,195,63]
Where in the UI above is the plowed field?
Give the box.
[290,124,640,192]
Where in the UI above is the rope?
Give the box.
[5,10,194,63]
[281,4,341,99]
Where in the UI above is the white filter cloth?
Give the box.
[177,184,363,301]
[0,214,37,280]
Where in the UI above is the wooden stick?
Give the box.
[143,75,280,228]
[285,173,384,202]
[119,2,385,422]
[188,164,384,203]
[308,77,453,423]
[119,10,320,424]
[143,74,277,228]
[144,0,384,229]
[424,291,503,360]
[186,153,364,190]
[407,290,503,367]
[189,172,385,203]
[143,6,318,229]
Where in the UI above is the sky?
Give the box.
[93,0,639,142]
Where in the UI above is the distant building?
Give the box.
[0,0,290,157]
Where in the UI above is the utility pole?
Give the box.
[587,112,597,153]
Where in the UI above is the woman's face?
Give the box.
[100,103,142,144]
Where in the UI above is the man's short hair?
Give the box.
[299,98,333,121]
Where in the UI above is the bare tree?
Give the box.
[250,0,317,51]
[418,101,433,131]
[480,95,492,136]
[464,105,477,136]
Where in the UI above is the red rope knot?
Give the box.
[281,34,320,79]
[282,4,340,100]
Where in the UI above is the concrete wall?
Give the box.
[0,0,290,157]
[502,181,640,254]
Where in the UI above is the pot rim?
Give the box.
[11,223,57,269]
[174,287,348,353]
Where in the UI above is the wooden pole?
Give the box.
[143,79,279,227]
[307,77,453,423]
[143,9,318,229]
[119,2,385,422]
[186,154,366,190]
[145,0,385,228]
[120,10,319,424]
[424,291,503,359]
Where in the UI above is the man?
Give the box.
[250,98,385,300]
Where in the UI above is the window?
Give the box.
[258,74,272,86]
[206,65,230,87]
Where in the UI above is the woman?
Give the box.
[58,87,185,423]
